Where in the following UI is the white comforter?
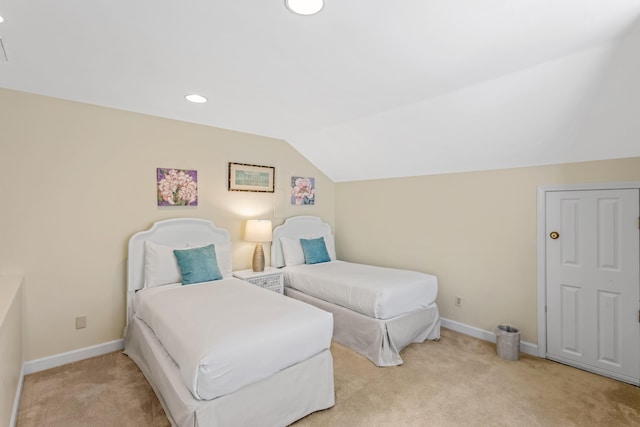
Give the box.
[283,261,438,319]
[133,278,333,400]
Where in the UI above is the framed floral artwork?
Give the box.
[157,168,198,206]
[228,162,275,192]
[291,176,315,205]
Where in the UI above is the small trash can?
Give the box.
[495,325,520,361]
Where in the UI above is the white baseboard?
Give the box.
[23,339,125,375]
[440,317,538,357]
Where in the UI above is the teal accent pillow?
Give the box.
[300,237,331,264]
[173,244,222,285]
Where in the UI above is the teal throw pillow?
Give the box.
[300,237,331,265]
[173,244,223,285]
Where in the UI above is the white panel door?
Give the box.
[546,189,639,384]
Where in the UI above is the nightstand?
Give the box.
[233,267,284,294]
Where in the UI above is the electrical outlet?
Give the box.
[75,315,87,329]
[454,296,462,307]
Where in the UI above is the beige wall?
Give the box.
[0,88,334,361]
[335,158,640,344]
[2,86,638,360]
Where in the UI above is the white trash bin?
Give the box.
[495,325,520,361]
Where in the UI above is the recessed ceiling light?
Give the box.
[0,16,4,23]
[185,94,207,104]
[285,0,324,16]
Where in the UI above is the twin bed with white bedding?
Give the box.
[124,218,335,427]
[272,216,441,367]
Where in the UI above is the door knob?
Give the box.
[549,231,559,240]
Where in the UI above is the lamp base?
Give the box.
[252,243,265,272]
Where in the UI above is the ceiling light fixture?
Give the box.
[185,94,207,104]
[285,0,324,16]
[0,16,4,23]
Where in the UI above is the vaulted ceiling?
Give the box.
[1,1,639,181]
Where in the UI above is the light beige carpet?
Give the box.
[17,350,169,427]
[18,328,640,426]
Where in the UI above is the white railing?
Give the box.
[0,273,24,427]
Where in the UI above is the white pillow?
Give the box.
[280,236,305,266]
[144,240,185,287]
[323,235,337,261]
[190,241,233,277]
[280,235,336,266]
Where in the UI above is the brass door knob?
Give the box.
[549,231,559,240]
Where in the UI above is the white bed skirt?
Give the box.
[124,316,335,427]
[286,287,441,367]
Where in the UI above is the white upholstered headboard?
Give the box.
[126,218,231,320]
[271,216,332,268]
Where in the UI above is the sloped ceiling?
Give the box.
[1,1,639,181]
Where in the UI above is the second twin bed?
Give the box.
[272,215,441,367]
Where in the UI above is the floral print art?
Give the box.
[291,176,315,205]
[157,168,198,206]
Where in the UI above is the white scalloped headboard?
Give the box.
[271,216,332,268]
[126,218,231,320]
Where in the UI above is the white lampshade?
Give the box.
[245,220,273,242]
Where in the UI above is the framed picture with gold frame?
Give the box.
[228,162,275,192]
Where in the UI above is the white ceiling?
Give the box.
[1,1,640,181]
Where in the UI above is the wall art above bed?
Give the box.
[291,176,315,205]
[157,168,198,206]
[228,162,275,193]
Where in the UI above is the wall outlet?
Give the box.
[454,296,462,307]
[75,315,87,329]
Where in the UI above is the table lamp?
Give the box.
[245,219,273,272]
